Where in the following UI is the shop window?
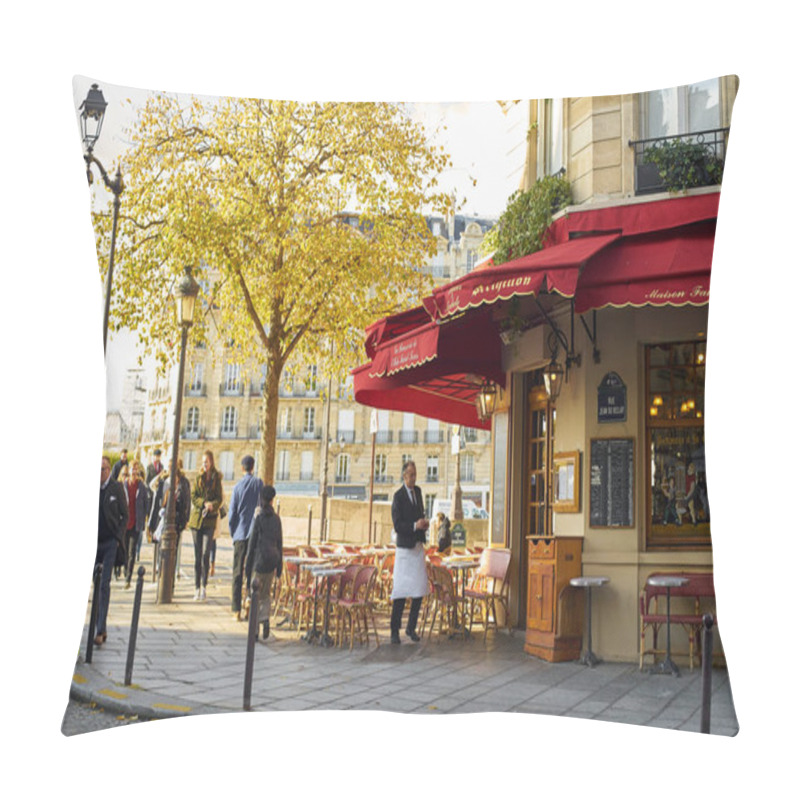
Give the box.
[646,340,710,549]
[525,382,555,538]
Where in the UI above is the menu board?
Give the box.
[590,438,634,528]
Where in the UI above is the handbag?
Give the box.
[219,504,227,519]
[114,539,126,567]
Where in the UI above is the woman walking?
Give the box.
[189,450,223,601]
[122,463,149,589]
[245,485,283,640]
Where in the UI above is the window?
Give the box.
[525,381,555,538]
[300,451,314,481]
[306,365,318,393]
[337,409,355,442]
[466,249,478,273]
[190,363,204,393]
[218,451,234,481]
[280,408,292,436]
[336,453,350,482]
[303,407,316,436]
[224,362,241,393]
[461,453,475,483]
[374,453,388,482]
[545,98,564,175]
[222,406,238,436]
[646,340,710,549]
[424,494,436,518]
[401,454,414,469]
[641,79,720,139]
[425,418,442,444]
[186,406,200,435]
[183,450,197,473]
[277,451,291,481]
[426,455,439,483]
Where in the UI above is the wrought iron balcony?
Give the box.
[302,428,322,440]
[181,426,205,440]
[375,431,393,444]
[629,127,729,195]
[219,382,244,397]
[373,474,393,484]
[334,474,351,484]
[275,471,291,481]
[399,430,418,444]
[185,382,207,397]
[426,474,439,483]
[424,431,445,444]
[338,430,356,443]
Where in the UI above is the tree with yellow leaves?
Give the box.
[92,94,452,482]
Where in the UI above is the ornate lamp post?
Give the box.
[452,425,464,521]
[157,266,200,604]
[79,83,124,354]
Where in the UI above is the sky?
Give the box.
[72,78,528,408]
[7,2,798,797]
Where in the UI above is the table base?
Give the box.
[650,657,681,677]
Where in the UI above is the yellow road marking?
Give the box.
[152,703,192,712]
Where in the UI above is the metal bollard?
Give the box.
[243,577,261,711]
[700,613,714,734]
[307,504,313,546]
[152,540,159,583]
[124,566,146,686]
[86,564,102,664]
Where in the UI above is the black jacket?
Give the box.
[99,478,129,544]
[245,508,283,579]
[391,484,427,549]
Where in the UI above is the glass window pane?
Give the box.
[688,79,720,132]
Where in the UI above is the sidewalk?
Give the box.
[67,538,738,735]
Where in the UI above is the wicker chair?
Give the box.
[423,564,459,640]
[463,548,512,640]
[336,565,380,650]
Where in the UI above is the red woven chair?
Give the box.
[336,565,379,650]
[464,548,512,640]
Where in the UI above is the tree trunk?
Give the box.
[259,348,283,486]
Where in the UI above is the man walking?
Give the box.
[390,460,429,644]
[111,449,129,481]
[146,448,164,485]
[96,456,128,646]
[227,455,263,620]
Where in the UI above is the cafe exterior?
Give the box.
[354,84,737,665]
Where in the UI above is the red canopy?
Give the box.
[353,193,719,427]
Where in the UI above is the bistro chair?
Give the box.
[423,564,459,641]
[330,563,364,644]
[336,565,380,650]
[464,547,513,641]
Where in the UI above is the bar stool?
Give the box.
[647,574,688,676]
[570,575,610,667]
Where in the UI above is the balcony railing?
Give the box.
[302,428,322,440]
[373,474,393,484]
[338,430,356,443]
[424,431,445,444]
[220,426,240,438]
[250,380,265,396]
[276,471,291,481]
[399,430,418,444]
[334,474,351,484]
[181,426,206,440]
[219,382,245,397]
[375,431,393,444]
[628,127,729,195]
[185,382,207,397]
[299,471,314,481]
[277,430,294,440]
[426,474,439,483]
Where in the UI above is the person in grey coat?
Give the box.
[245,485,283,640]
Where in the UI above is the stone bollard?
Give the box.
[86,564,102,664]
[124,566,146,686]
[700,613,714,733]
[243,577,261,711]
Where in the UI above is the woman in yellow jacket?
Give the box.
[188,450,223,601]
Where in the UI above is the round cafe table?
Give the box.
[309,566,346,647]
[569,576,610,667]
[647,575,689,676]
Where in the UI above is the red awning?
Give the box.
[422,234,620,321]
[353,311,505,429]
[353,194,719,426]
[573,220,715,313]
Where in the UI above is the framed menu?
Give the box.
[589,438,634,528]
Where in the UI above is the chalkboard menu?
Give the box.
[590,438,634,528]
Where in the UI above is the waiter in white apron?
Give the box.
[390,460,430,644]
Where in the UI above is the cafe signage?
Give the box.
[597,371,627,423]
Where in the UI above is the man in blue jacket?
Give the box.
[228,455,263,620]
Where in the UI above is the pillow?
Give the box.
[68,76,738,743]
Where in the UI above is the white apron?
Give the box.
[391,542,429,600]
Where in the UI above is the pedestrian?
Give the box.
[227,455,263,621]
[111,448,129,481]
[132,461,149,561]
[122,463,149,589]
[434,512,452,554]
[160,458,192,579]
[96,456,128,646]
[188,450,223,601]
[146,448,165,486]
[389,460,430,644]
[245,485,283,640]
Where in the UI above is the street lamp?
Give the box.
[79,83,124,355]
[157,266,200,604]
[452,425,464,521]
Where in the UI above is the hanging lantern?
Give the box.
[543,358,564,400]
